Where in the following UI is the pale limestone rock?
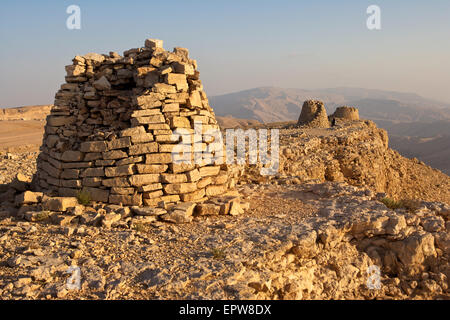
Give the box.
[131,206,167,216]
[80,141,108,153]
[15,191,43,206]
[43,197,78,211]
[61,151,83,162]
[93,76,111,90]
[83,52,105,63]
[144,38,163,49]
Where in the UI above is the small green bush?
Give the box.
[35,211,50,222]
[76,188,91,205]
[380,197,403,210]
[380,197,421,212]
[133,223,146,233]
[210,247,226,260]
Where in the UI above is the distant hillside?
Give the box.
[216,116,261,129]
[374,120,450,138]
[388,135,450,174]
[343,98,450,122]
[209,87,450,123]
[0,105,51,121]
[369,120,450,175]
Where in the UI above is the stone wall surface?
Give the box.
[35,39,239,207]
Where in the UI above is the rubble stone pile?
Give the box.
[35,38,240,208]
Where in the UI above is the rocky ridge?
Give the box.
[0,181,448,299]
[242,120,449,204]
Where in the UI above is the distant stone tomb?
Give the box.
[296,100,330,128]
[330,106,360,121]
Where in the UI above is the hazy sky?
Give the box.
[1,0,449,107]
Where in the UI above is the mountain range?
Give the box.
[210,87,450,123]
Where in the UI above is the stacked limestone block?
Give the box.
[296,100,330,128]
[36,39,239,207]
[330,106,360,121]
